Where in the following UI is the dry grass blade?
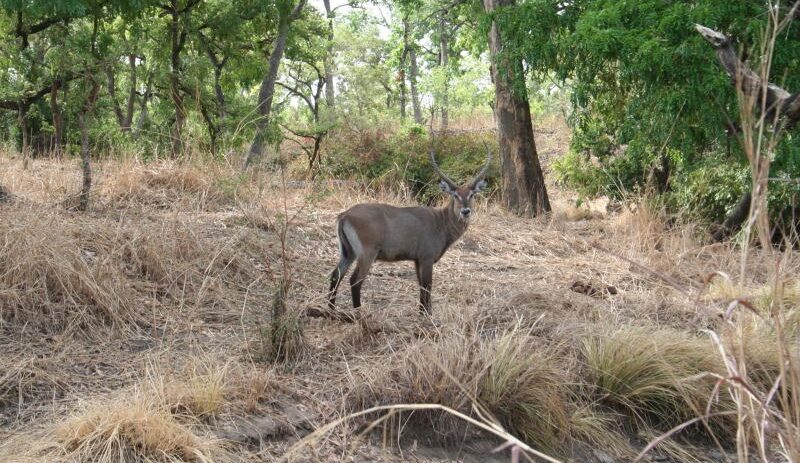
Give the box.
[633,411,738,462]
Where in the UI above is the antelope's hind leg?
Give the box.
[328,255,353,310]
[350,252,377,309]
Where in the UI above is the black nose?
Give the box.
[461,208,471,217]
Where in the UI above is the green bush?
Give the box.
[669,156,748,223]
[325,126,500,204]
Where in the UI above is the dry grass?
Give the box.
[0,205,138,332]
[349,325,572,453]
[99,160,235,210]
[56,392,226,463]
[1,117,799,462]
[580,327,730,433]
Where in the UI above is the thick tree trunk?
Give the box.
[712,191,753,242]
[199,103,219,156]
[439,15,449,131]
[134,74,153,135]
[322,0,335,112]
[399,19,412,121]
[124,54,137,130]
[244,0,307,170]
[199,35,228,120]
[484,0,550,216]
[213,62,226,119]
[107,65,125,128]
[77,112,92,210]
[399,69,407,120]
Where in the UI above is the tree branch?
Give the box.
[289,0,308,22]
[276,81,315,113]
[695,24,800,126]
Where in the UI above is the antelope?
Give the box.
[326,141,491,315]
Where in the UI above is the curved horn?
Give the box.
[471,142,493,187]
[429,130,456,188]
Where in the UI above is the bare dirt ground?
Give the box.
[0,119,796,462]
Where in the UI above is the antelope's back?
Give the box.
[339,203,438,261]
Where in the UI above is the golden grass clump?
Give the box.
[353,326,571,452]
[0,201,266,336]
[0,207,137,332]
[99,161,231,209]
[56,388,227,463]
[580,327,730,433]
[163,363,231,420]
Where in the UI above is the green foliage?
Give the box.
[507,0,800,223]
[670,156,748,223]
[325,125,500,203]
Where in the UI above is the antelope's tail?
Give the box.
[336,217,353,260]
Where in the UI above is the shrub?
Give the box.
[324,126,500,204]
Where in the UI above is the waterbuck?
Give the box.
[327,142,491,314]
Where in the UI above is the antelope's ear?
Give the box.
[472,179,488,193]
[439,180,456,194]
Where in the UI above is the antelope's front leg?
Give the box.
[415,259,434,314]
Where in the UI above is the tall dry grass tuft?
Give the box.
[350,325,571,453]
[0,357,279,463]
[581,327,732,434]
[0,201,266,337]
[0,206,138,332]
[54,368,235,463]
[56,393,224,463]
[99,160,238,209]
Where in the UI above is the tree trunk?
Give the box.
[106,65,125,128]
[77,77,101,212]
[712,191,753,242]
[18,104,29,168]
[168,1,186,159]
[50,79,63,156]
[484,0,550,216]
[200,35,228,119]
[213,61,227,119]
[77,111,92,211]
[322,0,335,112]
[134,74,153,135]
[123,54,137,130]
[439,15,449,131]
[199,102,219,156]
[410,46,423,125]
[243,0,307,170]
[399,19,412,121]
[399,69,407,120]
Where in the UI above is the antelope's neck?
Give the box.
[437,198,468,244]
